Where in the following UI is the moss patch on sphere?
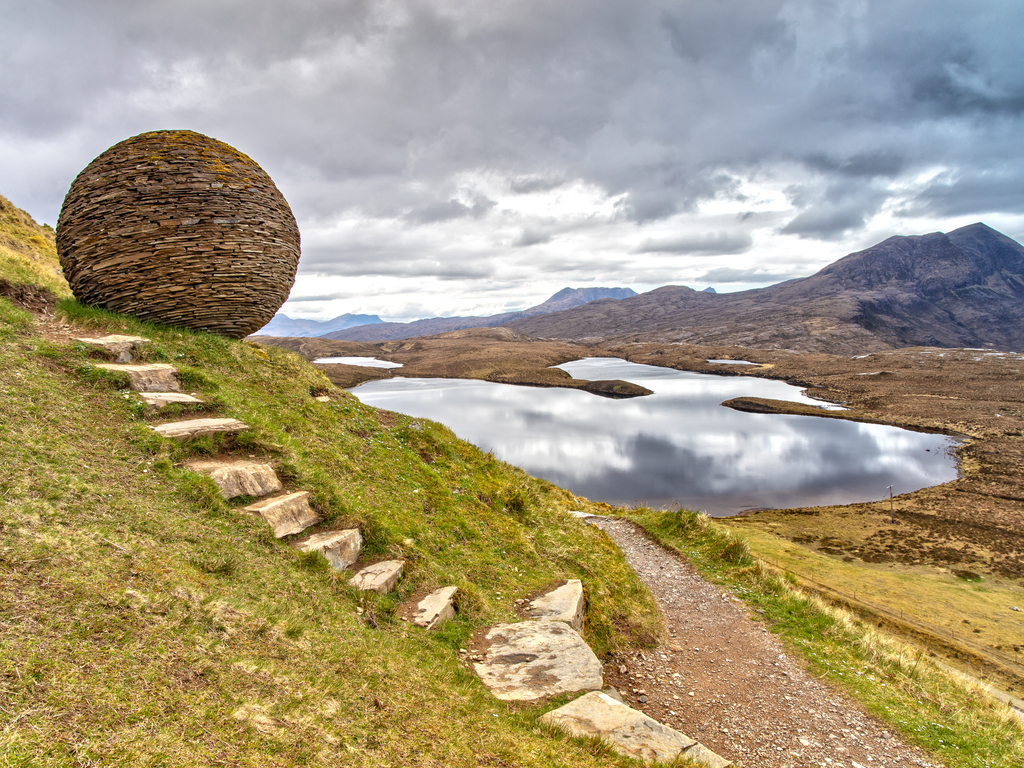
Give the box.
[56,130,300,338]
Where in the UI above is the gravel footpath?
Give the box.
[591,516,942,768]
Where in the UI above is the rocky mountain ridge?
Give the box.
[509,223,1024,354]
[321,286,636,342]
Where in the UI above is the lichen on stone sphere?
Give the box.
[56,130,300,338]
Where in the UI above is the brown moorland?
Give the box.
[263,326,1024,690]
[254,327,652,397]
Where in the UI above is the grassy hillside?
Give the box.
[0,200,661,766]
[0,194,69,298]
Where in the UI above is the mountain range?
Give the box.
[256,312,382,338]
[508,223,1024,354]
[318,286,637,342]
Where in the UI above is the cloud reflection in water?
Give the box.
[352,358,958,515]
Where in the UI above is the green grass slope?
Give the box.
[0,200,661,766]
[0,194,69,298]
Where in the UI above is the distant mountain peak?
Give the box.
[506,223,1024,354]
[256,312,383,338]
[320,286,637,342]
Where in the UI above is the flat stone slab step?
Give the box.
[541,691,731,767]
[151,418,248,441]
[350,560,405,594]
[76,334,149,363]
[292,528,362,570]
[568,510,604,524]
[186,459,282,500]
[528,579,585,631]
[96,363,179,392]
[472,620,603,702]
[242,491,320,538]
[140,392,203,409]
[411,586,457,629]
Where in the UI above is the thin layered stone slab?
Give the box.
[541,691,731,767]
[292,529,362,570]
[472,620,603,702]
[151,418,248,440]
[411,586,457,629]
[349,560,404,593]
[185,459,282,499]
[528,579,585,630]
[140,392,203,409]
[96,363,180,392]
[76,334,150,363]
[242,491,320,538]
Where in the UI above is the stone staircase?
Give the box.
[471,577,731,767]
[79,333,726,766]
[81,334,404,596]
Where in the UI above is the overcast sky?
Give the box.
[3,1,1023,322]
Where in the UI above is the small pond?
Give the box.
[315,356,403,369]
[349,357,959,515]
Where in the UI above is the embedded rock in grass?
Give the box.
[349,560,405,593]
[242,491,319,538]
[186,459,282,500]
[411,586,457,629]
[151,418,248,440]
[541,691,732,767]
[472,620,603,702]
[96,363,179,392]
[292,529,362,571]
[56,130,300,338]
[528,579,585,630]
[139,392,203,409]
[75,334,149,363]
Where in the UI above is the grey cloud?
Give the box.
[779,204,873,240]
[403,195,496,224]
[508,176,566,194]
[3,0,1024,311]
[779,180,888,240]
[635,231,752,256]
[698,267,795,284]
[302,246,493,280]
[802,152,905,179]
[909,169,1024,218]
[286,294,351,303]
[513,229,553,247]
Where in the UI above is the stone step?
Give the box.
[541,691,731,767]
[96,363,179,392]
[185,459,282,500]
[471,620,603,702]
[528,579,585,631]
[349,560,405,594]
[140,392,204,409]
[410,586,457,629]
[76,334,150,363]
[242,491,320,538]
[567,510,603,524]
[292,529,362,570]
[151,418,248,441]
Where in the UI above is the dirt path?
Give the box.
[591,516,941,768]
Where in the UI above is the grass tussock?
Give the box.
[622,507,1024,768]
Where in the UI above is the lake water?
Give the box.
[315,356,403,368]
[350,357,959,515]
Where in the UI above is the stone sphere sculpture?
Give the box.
[56,130,300,338]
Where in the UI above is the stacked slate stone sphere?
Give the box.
[56,130,300,338]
